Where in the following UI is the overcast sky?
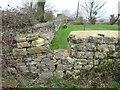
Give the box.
[0,0,120,19]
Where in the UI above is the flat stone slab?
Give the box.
[69,31,120,39]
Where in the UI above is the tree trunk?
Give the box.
[37,2,45,22]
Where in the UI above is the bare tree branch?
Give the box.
[81,0,106,24]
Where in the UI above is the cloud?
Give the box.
[0,0,119,18]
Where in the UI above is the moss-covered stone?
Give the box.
[26,33,39,38]
[15,37,26,42]
[28,46,49,54]
[32,38,44,46]
[2,78,18,88]
[13,48,27,56]
[27,37,38,42]
[33,57,43,61]
[17,42,30,48]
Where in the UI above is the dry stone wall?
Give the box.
[32,20,62,45]
[67,31,120,69]
[3,22,120,88]
[13,19,63,81]
[16,19,62,46]
[2,19,64,87]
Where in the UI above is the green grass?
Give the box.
[49,76,80,88]
[108,80,120,89]
[21,76,80,88]
[51,24,118,50]
[21,80,45,89]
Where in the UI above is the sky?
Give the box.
[0,0,120,19]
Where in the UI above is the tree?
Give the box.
[44,1,56,21]
[22,0,55,22]
[61,9,71,16]
[44,10,55,21]
[36,0,46,22]
[110,14,120,25]
[81,0,106,24]
[76,0,80,19]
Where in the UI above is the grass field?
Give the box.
[51,24,118,50]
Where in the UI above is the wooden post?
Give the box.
[37,0,46,22]
[83,19,86,31]
[76,0,79,19]
[0,31,1,90]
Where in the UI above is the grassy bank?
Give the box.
[51,24,118,50]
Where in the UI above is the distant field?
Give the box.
[51,24,118,50]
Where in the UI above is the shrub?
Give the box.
[44,10,55,21]
[1,7,38,88]
[108,80,120,89]
[110,14,119,25]
[2,8,38,29]
[90,17,96,24]
[117,20,120,25]
[21,80,45,88]
[63,59,120,88]
[74,17,83,25]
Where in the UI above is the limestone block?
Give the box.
[15,37,26,42]
[69,49,77,57]
[26,33,39,38]
[26,58,32,62]
[13,48,27,56]
[37,54,47,59]
[70,44,76,49]
[7,67,17,74]
[54,52,63,60]
[27,37,38,42]
[77,60,89,65]
[31,69,39,74]
[57,64,63,70]
[2,78,18,88]
[28,46,49,54]
[88,36,100,43]
[82,65,93,70]
[29,61,38,65]
[55,60,61,64]
[7,59,17,64]
[19,66,29,73]
[76,52,93,59]
[76,43,96,51]
[108,52,119,58]
[104,37,118,44]
[74,62,82,69]
[49,66,55,72]
[93,59,100,65]
[17,63,26,66]
[33,57,43,61]
[66,70,73,75]
[39,71,53,81]
[68,31,119,44]
[97,44,109,52]
[108,45,116,52]
[89,36,106,44]
[54,49,69,60]
[54,71,64,78]
[73,70,80,75]
[76,59,87,62]
[67,57,76,63]
[47,53,53,58]
[88,36,118,44]
[32,38,44,46]
[17,42,30,48]
[29,66,38,73]
[95,52,107,59]
[115,45,120,51]
[45,60,55,66]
